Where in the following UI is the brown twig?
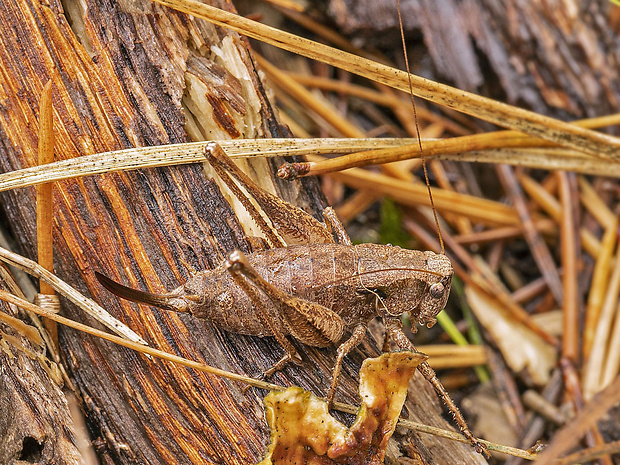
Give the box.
[497,165,563,305]
[486,348,526,432]
[557,172,579,362]
[519,174,601,258]
[511,275,555,305]
[453,220,556,246]
[505,368,563,465]
[522,390,568,426]
[557,358,614,465]
[554,440,620,465]
[35,80,58,347]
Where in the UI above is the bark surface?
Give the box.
[328,0,620,119]
[0,0,485,464]
[0,268,83,465]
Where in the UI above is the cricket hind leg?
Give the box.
[224,250,345,379]
[384,317,489,457]
[205,142,287,249]
[223,251,301,379]
[204,142,334,247]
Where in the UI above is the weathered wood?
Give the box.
[327,0,620,119]
[0,1,485,464]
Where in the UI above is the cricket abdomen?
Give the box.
[152,244,372,337]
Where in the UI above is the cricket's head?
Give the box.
[358,245,452,327]
[411,251,453,328]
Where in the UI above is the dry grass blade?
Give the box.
[601,290,620,388]
[578,176,616,228]
[256,54,366,138]
[0,245,146,345]
[281,145,620,179]
[289,71,620,134]
[557,172,579,362]
[582,244,620,399]
[277,119,620,178]
[450,148,620,177]
[2,136,620,200]
[326,161,519,226]
[151,0,620,160]
[583,217,618,359]
[0,138,411,192]
[288,73,470,134]
[417,344,487,369]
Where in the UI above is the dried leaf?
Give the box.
[259,351,426,465]
[465,286,556,385]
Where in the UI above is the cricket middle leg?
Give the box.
[326,323,367,407]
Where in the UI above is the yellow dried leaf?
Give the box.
[465,285,556,385]
[259,351,426,465]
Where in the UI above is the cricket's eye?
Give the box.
[429,282,445,299]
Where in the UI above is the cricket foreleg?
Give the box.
[326,324,366,407]
[384,317,489,457]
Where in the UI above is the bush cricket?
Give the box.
[96,141,487,455]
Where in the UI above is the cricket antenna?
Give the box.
[396,0,445,255]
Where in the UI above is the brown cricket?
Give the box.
[96,142,486,455]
